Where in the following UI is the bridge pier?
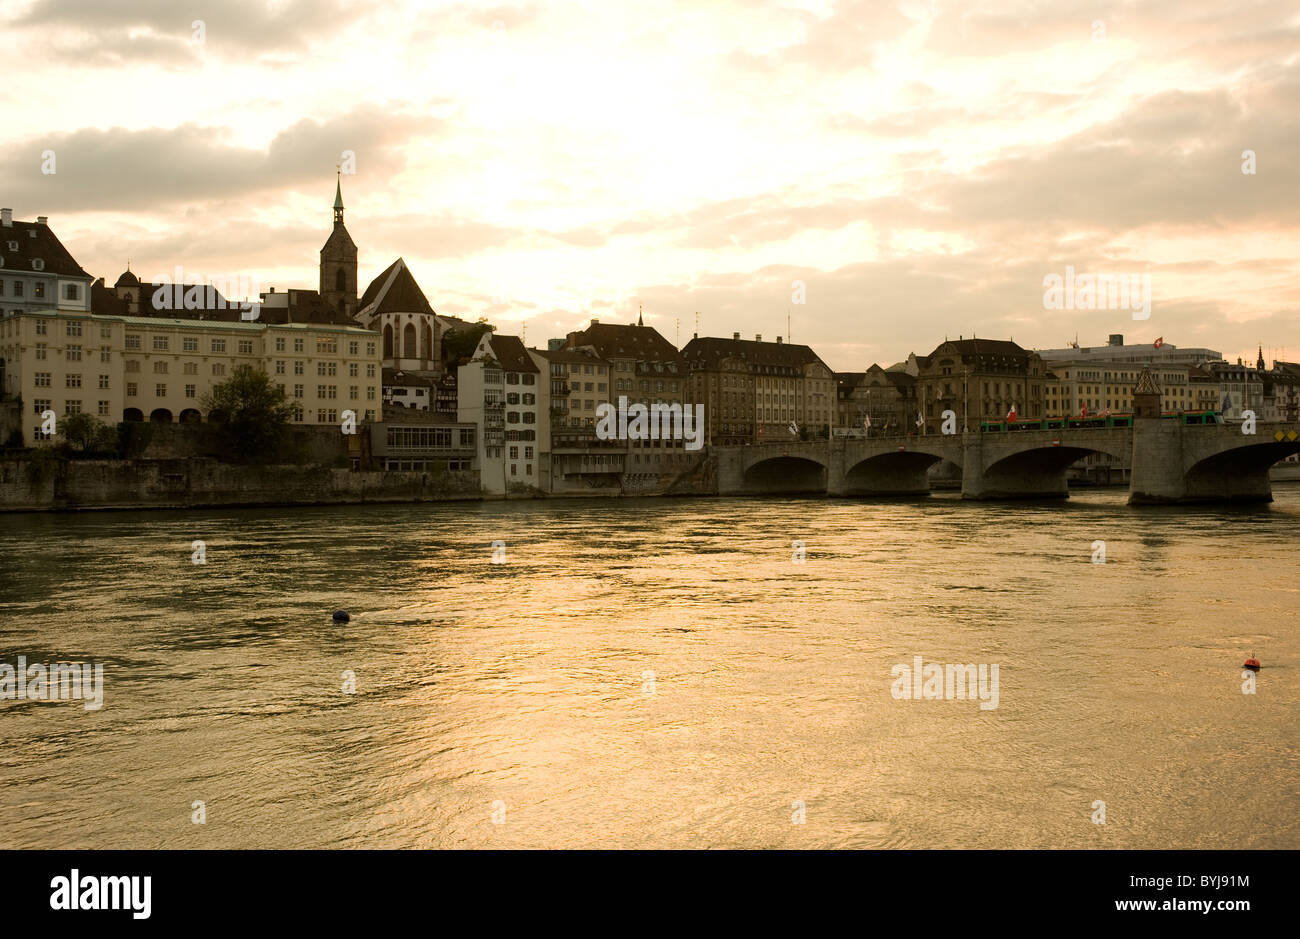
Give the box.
[960,433,1070,500]
[1128,417,1280,504]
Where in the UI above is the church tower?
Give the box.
[320,173,358,318]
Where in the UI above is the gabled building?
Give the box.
[320,175,358,318]
[564,313,693,472]
[458,333,542,494]
[0,210,93,315]
[912,338,1047,431]
[357,257,444,374]
[834,364,915,435]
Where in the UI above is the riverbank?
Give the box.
[0,457,480,512]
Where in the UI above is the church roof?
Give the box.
[358,258,434,317]
[1134,366,1162,395]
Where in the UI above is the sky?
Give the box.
[1,0,1297,371]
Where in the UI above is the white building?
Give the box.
[457,333,543,494]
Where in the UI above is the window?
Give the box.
[275,337,286,352]
[349,363,358,377]
[100,346,111,362]
[366,387,375,400]
[33,398,50,415]
[125,334,141,349]
[211,339,225,353]
[317,337,337,354]
[275,361,285,374]
[34,320,46,335]
[212,364,225,376]
[126,360,140,373]
[366,364,375,378]
[66,345,81,361]
[126,383,137,397]
[64,400,81,415]
[35,342,47,359]
[349,341,359,355]
[294,338,304,353]
[238,340,253,354]
[294,361,304,375]
[522,374,534,385]
[183,337,199,351]
[98,375,109,389]
[366,342,375,356]
[293,384,304,399]
[34,372,51,387]
[153,361,168,374]
[349,386,358,400]
[155,384,166,396]
[98,400,110,416]
[35,282,45,297]
[185,384,196,398]
[66,320,82,337]
[13,281,22,297]
[152,336,169,351]
[184,362,198,375]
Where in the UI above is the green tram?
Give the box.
[978,411,1218,432]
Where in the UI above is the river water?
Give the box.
[1,487,1296,849]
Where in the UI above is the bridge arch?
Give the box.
[840,449,951,496]
[742,454,827,494]
[1182,438,1300,502]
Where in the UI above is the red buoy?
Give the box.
[1243,656,1261,671]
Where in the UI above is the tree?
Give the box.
[201,364,297,462]
[441,322,495,369]
[62,413,116,453]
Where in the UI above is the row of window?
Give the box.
[0,280,81,300]
[386,427,476,450]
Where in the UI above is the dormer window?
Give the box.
[6,241,16,252]
[32,259,44,271]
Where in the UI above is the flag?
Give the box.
[1081,403,1089,419]
[1154,337,1164,349]
[1220,391,1232,412]
[757,424,764,438]
[1100,407,1111,418]
[863,414,871,431]
[788,420,799,437]
[1007,403,1017,423]
[915,412,924,428]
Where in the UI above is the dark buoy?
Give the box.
[1243,655,1260,671]
[333,610,350,624]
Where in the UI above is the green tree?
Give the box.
[201,364,297,462]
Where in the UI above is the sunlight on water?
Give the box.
[1,487,1297,848]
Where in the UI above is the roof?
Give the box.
[680,335,825,373]
[91,278,129,315]
[487,333,539,373]
[566,321,682,363]
[916,338,1034,369]
[383,368,436,388]
[532,347,608,365]
[359,258,434,317]
[114,269,139,287]
[0,218,92,279]
[1134,366,1162,395]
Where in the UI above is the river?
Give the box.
[1,486,1296,848]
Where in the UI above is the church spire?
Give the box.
[638,304,643,326]
[333,170,345,226]
[1257,345,1266,371]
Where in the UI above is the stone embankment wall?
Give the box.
[0,458,480,512]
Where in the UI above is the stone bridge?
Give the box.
[713,419,1300,503]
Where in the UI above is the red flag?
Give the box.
[1081,403,1089,419]
[1007,403,1017,423]
[1153,337,1164,349]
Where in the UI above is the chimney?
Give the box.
[733,332,740,340]
[755,334,762,342]
[1108,333,1123,346]
[1,208,11,227]
[776,336,783,344]
[36,216,47,225]
[590,318,599,326]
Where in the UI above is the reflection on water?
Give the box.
[1,487,1296,848]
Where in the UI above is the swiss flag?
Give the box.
[1007,403,1018,423]
[1153,337,1164,349]
[1081,403,1089,419]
